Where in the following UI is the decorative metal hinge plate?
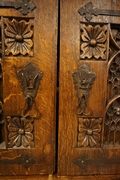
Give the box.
[74,154,120,169]
[17,63,43,117]
[78,2,120,21]
[0,0,36,15]
[72,64,96,115]
[0,154,36,168]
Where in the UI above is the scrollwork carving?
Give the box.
[4,18,34,56]
[72,64,96,115]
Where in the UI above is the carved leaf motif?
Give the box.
[7,116,34,148]
[78,118,102,148]
[4,18,34,56]
[80,24,107,60]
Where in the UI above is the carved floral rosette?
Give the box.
[4,18,34,56]
[77,117,102,148]
[80,23,107,60]
[7,116,34,148]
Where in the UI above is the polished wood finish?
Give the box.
[0,0,58,175]
[58,0,120,176]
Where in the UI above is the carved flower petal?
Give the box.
[12,19,19,33]
[21,118,33,133]
[15,135,21,147]
[13,117,21,127]
[81,135,89,147]
[8,135,21,147]
[93,25,102,39]
[22,135,30,147]
[92,123,101,133]
[5,29,16,38]
[22,23,33,38]
[18,20,28,35]
[83,118,91,128]
[10,42,20,55]
[23,29,33,39]
[78,133,88,147]
[89,135,97,147]
[8,132,18,139]
[5,41,20,55]
[8,125,18,132]
[24,39,33,48]
[81,44,93,59]
[96,31,106,43]
[78,121,87,132]
[25,132,34,141]
[4,19,18,36]
[25,123,33,132]
[84,25,94,39]
[5,38,15,46]
[89,119,98,128]
[81,29,90,42]
[19,40,33,55]
[78,132,86,141]
[78,126,87,133]
[19,43,29,55]
[92,133,100,142]
[93,45,106,59]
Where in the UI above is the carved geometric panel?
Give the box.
[80,23,108,60]
[7,116,34,149]
[4,18,34,56]
[77,117,102,148]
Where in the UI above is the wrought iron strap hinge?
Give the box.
[74,154,120,169]
[78,2,120,21]
[0,154,36,168]
[0,0,36,15]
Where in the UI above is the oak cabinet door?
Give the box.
[58,0,120,176]
[0,0,57,175]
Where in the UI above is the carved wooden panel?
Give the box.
[58,0,120,176]
[0,0,57,176]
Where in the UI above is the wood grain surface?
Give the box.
[58,0,120,176]
[0,0,58,175]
